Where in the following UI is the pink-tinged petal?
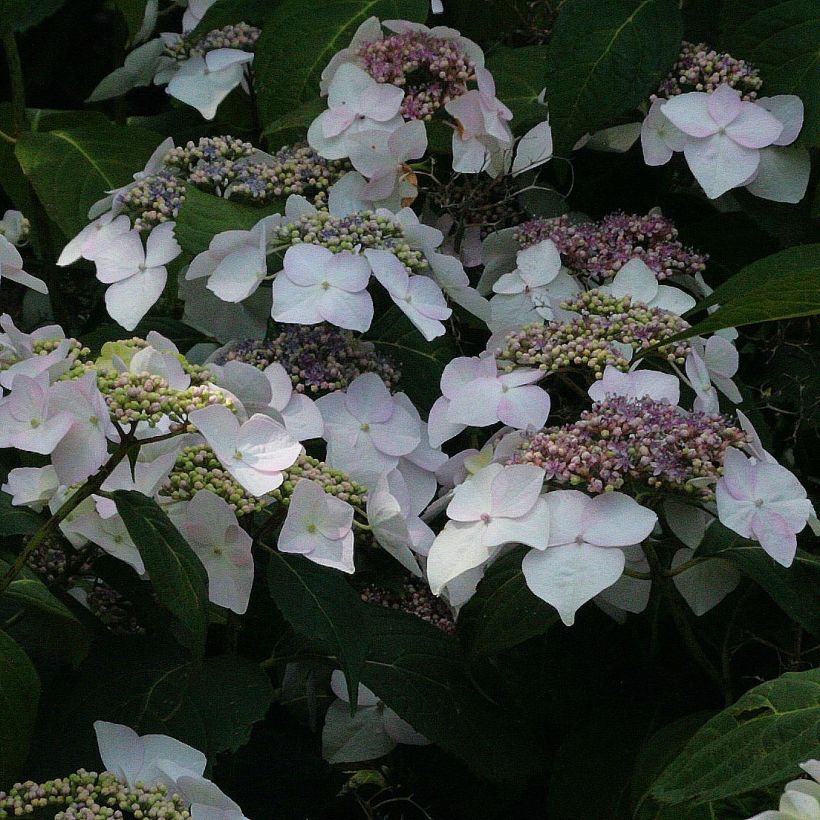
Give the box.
[446,377,503,427]
[308,112,352,159]
[327,63,377,108]
[522,542,626,626]
[745,145,811,204]
[488,463,545,518]
[207,245,266,302]
[94,722,144,786]
[306,529,355,573]
[188,404,239,454]
[715,481,755,538]
[280,393,324,441]
[641,120,675,166]
[683,134,760,199]
[542,490,591,546]
[427,396,464,448]
[389,119,427,162]
[515,239,561,283]
[318,288,374,332]
[497,368,546,388]
[144,222,181,267]
[661,92,717,138]
[609,258,658,303]
[238,414,301,471]
[751,509,797,567]
[725,102,783,148]
[322,106,357,138]
[283,243,332,286]
[756,95,804,146]
[671,548,740,615]
[11,412,75,454]
[707,83,743,127]
[426,520,494,594]
[359,83,405,121]
[345,372,395,424]
[383,709,429,745]
[447,462,502,522]
[445,90,485,136]
[484,495,551,549]
[704,335,738,377]
[368,402,422,457]
[749,461,807,506]
[363,248,409,296]
[440,355,496,397]
[719,447,755,500]
[105,266,166,331]
[496,383,551,430]
[326,251,371,292]
[581,493,657,547]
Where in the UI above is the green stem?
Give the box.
[2,29,26,134]
[642,540,724,691]
[0,127,16,145]
[0,441,133,595]
[664,556,711,577]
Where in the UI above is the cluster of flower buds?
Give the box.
[515,395,746,496]
[515,212,708,283]
[1,335,90,378]
[357,29,476,120]
[271,209,429,273]
[93,367,229,427]
[164,22,261,61]
[81,580,145,636]
[272,453,369,507]
[0,769,189,820]
[228,144,350,206]
[163,136,256,171]
[360,576,456,634]
[212,325,400,395]
[160,442,268,515]
[117,170,187,232]
[496,290,691,380]
[27,538,94,584]
[653,41,763,101]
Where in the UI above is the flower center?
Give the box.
[30,418,40,428]
[754,498,764,508]
[233,450,243,460]
[306,522,317,534]
[360,422,370,432]
[480,512,492,524]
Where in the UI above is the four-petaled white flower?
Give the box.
[640,98,687,167]
[428,354,550,447]
[316,373,422,488]
[167,50,254,120]
[716,448,812,567]
[308,63,405,160]
[601,257,697,315]
[278,478,355,573]
[660,83,783,199]
[271,244,373,332]
[364,249,451,341]
[0,373,75,455]
[322,670,428,764]
[180,489,254,614]
[189,404,302,496]
[747,759,820,820]
[685,335,742,414]
[521,490,657,626]
[427,462,551,595]
[0,234,48,295]
[95,221,181,331]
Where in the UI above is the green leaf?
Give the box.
[0,559,89,663]
[649,668,820,807]
[359,605,543,785]
[543,0,682,153]
[0,630,40,786]
[174,185,284,257]
[13,0,67,32]
[458,547,558,656]
[486,46,550,133]
[721,0,820,146]
[190,0,272,34]
[0,492,46,537]
[187,655,274,754]
[267,551,369,705]
[262,97,327,146]
[680,244,820,337]
[112,0,152,46]
[364,306,457,410]
[14,124,162,237]
[113,490,209,656]
[253,0,428,128]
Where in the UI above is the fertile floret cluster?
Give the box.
[160,442,269,515]
[212,326,400,395]
[360,577,456,634]
[0,770,189,820]
[95,369,229,427]
[514,395,746,496]
[164,22,261,61]
[118,138,345,231]
[357,30,476,120]
[515,212,708,283]
[227,144,350,206]
[271,210,429,273]
[272,454,369,506]
[0,336,90,377]
[652,41,763,101]
[496,290,691,380]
